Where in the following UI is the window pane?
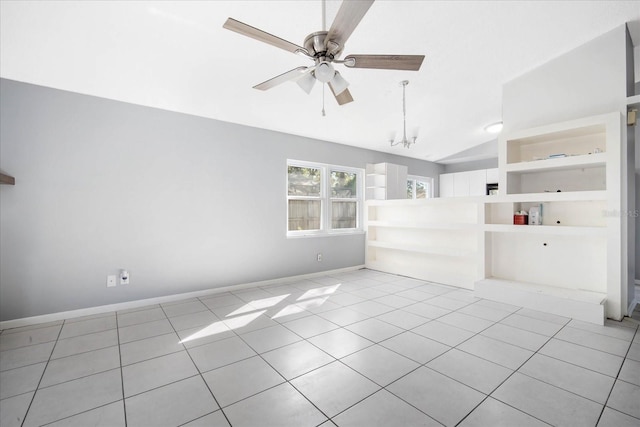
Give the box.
[331,201,357,229]
[407,180,414,199]
[288,166,321,196]
[288,200,321,231]
[416,181,427,199]
[331,170,357,198]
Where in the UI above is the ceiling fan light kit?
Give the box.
[223,0,425,107]
[314,61,336,83]
[296,72,316,94]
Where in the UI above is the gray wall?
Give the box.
[0,78,443,321]
[442,158,498,174]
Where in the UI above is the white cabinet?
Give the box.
[365,163,408,200]
[440,169,488,197]
[468,170,487,196]
[439,173,454,198]
[453,172,470,197]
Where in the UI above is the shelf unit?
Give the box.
[365,112,625,324]
[365,163,408,200]
[500,115,613,195]
[365,198,482,289]
[481,112,622,323]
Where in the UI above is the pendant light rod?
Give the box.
[391,80,417,148]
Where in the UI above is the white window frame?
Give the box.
[287,159,364,238]
[407,175,434,199]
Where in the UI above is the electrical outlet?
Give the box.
[317,253,322,262]
[120,270,130,285]
[107,275,117,287]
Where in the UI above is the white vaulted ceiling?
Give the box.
[1,1,639,162]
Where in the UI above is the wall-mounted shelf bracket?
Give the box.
[0,173,15,185]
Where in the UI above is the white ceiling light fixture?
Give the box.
[484,121,503,134]
[390,80,417,149]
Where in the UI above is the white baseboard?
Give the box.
[0,265,365,330]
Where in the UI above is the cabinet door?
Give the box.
[439,174,454,198]
[384,164,406,199]
[469,170,487,196]
[453,171,470,197]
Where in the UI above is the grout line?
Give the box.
[37,400,123,427]
[114,311,128,426]
[54,323,117,342]
[596,326,640,424]
[0,321,65,336]
[19,320,65,427]
[452,318,563,427]
[157,304,234,427]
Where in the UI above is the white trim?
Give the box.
[629,283,640,316]
[0,265,365,330]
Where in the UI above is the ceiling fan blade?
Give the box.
[343,54,425,71]
[325,0,374,51]
[223,18,306,54]
[253,67,309,91]
[328,82,354,106]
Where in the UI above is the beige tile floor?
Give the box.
[1,269,639,426]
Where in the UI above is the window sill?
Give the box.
[286,230,366,239]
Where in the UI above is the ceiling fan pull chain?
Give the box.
[402,81,407,141]
[322,83,326,116]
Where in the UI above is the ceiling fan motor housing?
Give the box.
[303,31,342,59]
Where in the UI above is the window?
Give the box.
[407,175,434,199]
[287,165,322,232]
[287,160,363,236]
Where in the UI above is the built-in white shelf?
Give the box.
[368,240,476,257]
[366,111,624,325]
[505,152,606,173]
[483,224,606,236]
[482,190,607,203]
[365,163,408,200]
[368,220,478,230]
[626,94,640,107]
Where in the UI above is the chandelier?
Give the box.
[390,80,417,148]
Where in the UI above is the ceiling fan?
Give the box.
[223,0,425,106]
